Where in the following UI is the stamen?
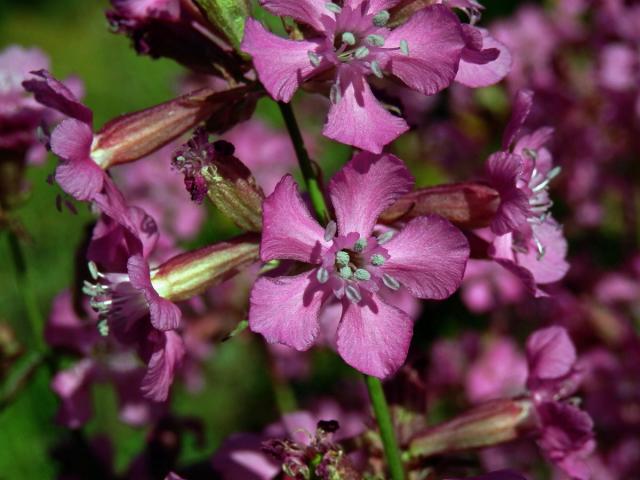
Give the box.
[330,84,342,104]
[377,231,394,244]
[341,32,356,46]
[325,2,341,13]
[353,238,367,252]
[373,10,390,27]
[522,148,537,160]
[366,34,385,47]
[400,40,409,55]
[308,51,321,67]
[354,268,371,281]
[88,261,100,280]
[317,267,329,284]
[339,266,353,279]
[324,220,337,241]
[547,166,562,180]
[354,46,370,59]
[534,236,546,260]
[336,250,350,266]
[98,319,109,337]
[382,273,400,290]
[370,254,385,266]
[345,284,362,303]
[370,60,383,79]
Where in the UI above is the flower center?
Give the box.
[315,222,401,303]
[83,261,149,335]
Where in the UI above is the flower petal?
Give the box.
[382,215,469,299]
[329,152,414,238]
[515,219,569,285]
[52,118,104,201]
[140,330,185,402]
[261,175,328,263]
[526,326,576,381]
[337,294,413,378]
[260,0,328,32]
[385,5,465,95]
[249,272,328,351]
[51,359,95,428]
[322,72,409,153]
[502,89,534,150]
[22,69,93,124]
[128,255,181,331]
[456,27,512,88]
[486,152,530,235]
[241,19,324,102]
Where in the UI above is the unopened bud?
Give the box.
[92,86,255,168]
[151,234,260,302]
[380,182,500,229]
[408,398,536,459]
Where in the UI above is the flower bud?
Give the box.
[92,86,253,168]
[150,234,260,301]
[173,129,265,232]
[380,182,500,229]
[407,398,536,459]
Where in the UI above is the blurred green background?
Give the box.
[0,0,533,477]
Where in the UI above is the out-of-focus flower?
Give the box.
[448,470,528,480]
[242,2,466,152]
[249,152,469,377]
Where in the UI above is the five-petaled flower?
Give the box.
[249,152,469,377]
[241,0,467,153]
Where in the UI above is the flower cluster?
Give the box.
[3,0,639,478]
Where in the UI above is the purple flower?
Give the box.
[448,470,528,480]
[241,2,466,152]
[249,152,469,377]
[525,327,595,480]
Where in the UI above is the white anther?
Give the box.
[353,238,368,252]
[336,250,350,266]
[373,10,390,27]
[370,254,385,266]
[341,32,356,46]
[330,84,342,104]
[400,39,409,55]
[345,284,362,303]
[324,220,337,241]
[370,60,383,79]
[317,267,329,284]
[382,273,400,290]
[98,319,109,337]
[377,231,394,244]
[366,34,385,47]
[354,268,371,281]
[354,46,370,59]
[308,51,321,67]
[339,266,353,279]
[325,2,341,13]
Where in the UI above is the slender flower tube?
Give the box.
[407,398,537,458]
[379,182,500,229]
[22,70,251,201]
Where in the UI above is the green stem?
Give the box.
[277,101,330,224]
[7,231,44,351]
[365,375,406,480]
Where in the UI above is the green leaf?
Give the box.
[196,0,251,51]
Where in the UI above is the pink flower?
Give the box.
[241,2,466,152]
[448,471,527,480]
[249,152,469,377]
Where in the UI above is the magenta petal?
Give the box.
[51,359,95,428]
[261,175,327,263]
[336,295,413,378]
[249,272,327,351]
[385,6,465,95]
[322,73,409,153]
[456,27,512,88]
[127,255,181,331]
[344,0,401,12]
[502,89,534,150]
[241,19,323,102]
[486,152,530,235]
[382,215,469,299]
[526,326,576,381]
[45,290,99,355]
[141,330,185,402]
[260,0,327,32]
[328,152,414,238]
[22,69,93,124]
[52,119,104,201]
